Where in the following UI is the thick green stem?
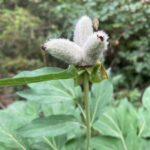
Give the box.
[83,72,91,150]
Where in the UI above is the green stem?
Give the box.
[43,137,58,150]
[83,72,91,150]
[120,135,128,150]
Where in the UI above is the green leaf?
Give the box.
[138,86,150,138]
[0,66,77,87]
[0,101,38,149]
[93,100,137,137]
[93,100,141,150]
[31,135,67,150]
[90,80,113,124]
[141,139,150,150]
[91,136,143,150]
[90,64,101,83]
[91,136,123,150]
[142,86,150,109]
[29,142,51,150]
[138,108,150,137]
[17,115,79,138]
[17,79,82,105]
[74,64,104,85]
[63,137,85,150]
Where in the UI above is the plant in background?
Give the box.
[0,15,150,150]
[0,7,42,73]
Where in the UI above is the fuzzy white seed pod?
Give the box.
[82,30,109,65]
[73,16,93,47]
[43,39,84,65]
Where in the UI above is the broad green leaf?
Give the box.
[63,137,85,150]
[17,79,82,105]
[17,79,82,122]
[138,108,150,138]
[138,86,150,138]
[30,135,67,150]
[91,136,123,150]
[138,108,147,138]
[0,101,38,149]
[0,129,27,150]
[141,139,150,150]
[17,115,79,138]
[0,145,8,150]
[142,86,150,109]
[29,142,51,150]
[0,99,81,149]
[90,80,113,124]
[93,100,140,150]
[51,135,67,150]
[0,66,77,87]
[93,100,137,137]
[91,136,144,150]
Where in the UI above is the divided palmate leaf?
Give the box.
[0,66,78,87]
[91,136,148,150]
[0,101,40,149]
[17,79,82,105]
[93,100,141,150]
[90,80,113,124]
[138,86,150,138]
[91,136,124,150]
[31,135,67,150]
[142,86,150,110]
[17,115,79,138]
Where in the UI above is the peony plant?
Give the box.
[42,15,109,150]
[0,16,109,150]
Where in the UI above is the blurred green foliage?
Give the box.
[0,70,150,149]
[0,0,150,101]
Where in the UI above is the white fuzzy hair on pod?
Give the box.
[83,31,109,65]
[73,16,93,47]
[43,39,83,65]
[42,16,109,66]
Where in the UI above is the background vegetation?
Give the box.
[0,0,150,105]
[0,0,150,149]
